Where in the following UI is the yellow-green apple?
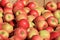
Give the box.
[45,27,54,33]
[27,15,35,22]
[28,9,39,18]
[14,28,27,40]
[27,27,39,39]
[39,30,50,40]
[35,20,48,30]
[42,10,51,14]
[31,35,43,40]
[42,12,53,20]
[4,8,13,14]
[46,1,57,11]
[17,19,29,29]
[2,22,13,33]
[27,2,36,9]
[24,7,30,14]
[35,6,45,15]
[47,16,58,27]
[4,13,14,22]
[1,0,9,7]
[34,16,45,23]
[0,30,9,39]
[5,2,13,9]
[0,7,3,17]
[16,14,27,21]
[57,2,60,9]
[55,36,60,40]
[50,31,60,40]
[54,10,60,19]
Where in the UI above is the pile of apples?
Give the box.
[0,0,60,40]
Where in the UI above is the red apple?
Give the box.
[16,14,27,21]
[27,2,36,9]
[39,30,50,40]
[34,16,45,23]
[0,17,3,24]
[0,35,4,40]
[42,12,53,20]
[4,8,13,14]
[17,19,29,29]
[55,36,60,40]
[45,27,54,32]
[46,1,57,11]
[35,20,48,30]
[0,30,9,39]
[0,7,3,17]
[27,27,39,39]
[4,13,14,22]
[0,24,2,30]
[29,9,39,18]
[5,2,13,9]
[47,16,58,27]
[1,0,9,7]
[50,31,60,39]
[57,2,60,9]
[31,35,43,40]
[2,22,13,33]
[9,21,14,27]
[14,28,27,39]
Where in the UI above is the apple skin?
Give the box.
[54,10,60,19]
[57,2,60,9]
[1,0,9,7]
[0,35,4,40]
[50,31,60,40]
[55,36,60,40]
[47,16,58,27]
[28,9,39,18]
[46,1,57,11]
[4,13,14,22]
[27,27,39,39]
[0,30,9,39]
[42,12,53,20]
[45,27,54,33]
[31,35,43,40]
[35,20,48,30]
[39,30,50,40]
[2,22,13,33]
[0,17,3,24]
[9,21,14,27]
[14,28,27,40]
[16,14,27,22]
[0,7,3,17]
[34,16,45,23]
[27,2,36,9]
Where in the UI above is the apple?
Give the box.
[14,28,27,39]
[55,36,60,40]
[0,17,3,24]
[9,21,14,27]
[42,12,53,20]
[27,27,39,39]
[2,22,13,33]
[0,30,9,39]
[5,2,13,9]
[35,20,48,30]
[28,9,39,18]
[4,8,13,14]
[54,10,60,19]
[16,14,27,21]
[47,16,58,27]
[39,30,50,40]
[57,2,60,9]
[34,16,45,23]
[27,15,35,22]
[17,19,29,29]
[31,35,43,40]
[45,27,54,32]
[46,1,57,11]
[27,2,36,9]
[24,7,30,14]
[0,35,4,40]
[1,0,9,7]
[0,7,3,17]
[0,24,2,30]
[50,31,60,40]
[35,6,45,15]
[4,13,14,22]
